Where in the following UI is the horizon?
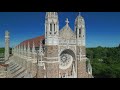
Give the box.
[0,12,120,48]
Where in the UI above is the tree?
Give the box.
[87,45,120,78]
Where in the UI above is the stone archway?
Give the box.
[60,49,75,60]
[59,49,77,78]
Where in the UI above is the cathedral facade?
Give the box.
[5,12,93,78]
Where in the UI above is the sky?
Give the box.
[0,12,120,48]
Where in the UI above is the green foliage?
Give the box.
[0,48,12,54]
[0,48,4,53]
[87,45,120,78]
[0,48,4,58]
[0,48,12,58]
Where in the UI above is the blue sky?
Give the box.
[0,12,120,48]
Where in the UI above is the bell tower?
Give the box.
[44,12,59,78]
[74,13,88,78]
[74,12,86,46]
[45,12,59,45]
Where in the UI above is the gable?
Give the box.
[59,25,76,39]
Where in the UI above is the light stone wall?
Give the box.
[37,66,45,78]
[46,63,59,78]
[77,60,88,78]
[31,63,37,77]
[45,45,58,58]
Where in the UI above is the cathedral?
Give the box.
[4,12,93,78]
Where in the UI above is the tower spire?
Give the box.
[32,41,36,59]
[74,11,85,46]
[46,12,58,18]
[45,12,59,45]
[79,12,81,16]
[39,40,44,67]
[39,40,43,55]
[32,41,35,53]
[27,42,30,58]
[5,31,10,61]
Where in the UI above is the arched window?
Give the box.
[54,24,55,32]
[50,23,52,32]
[79,28,81,37]
[50,23,52,34]
[76,28,77,38]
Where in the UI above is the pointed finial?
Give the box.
[46,12,58,18]
[32,41,35,52]
[40,40,42,45]
[33,41,34,47]
[39,40,43,55]
[27,42,30,51]
[79,12,81,16]
[5,30,9,37]
[24,43,26,51]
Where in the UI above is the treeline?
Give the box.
[0,48,12,55]
[87,45,120,78]
[0,48,4,53]
[1,45,120,78]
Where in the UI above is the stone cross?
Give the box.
[65,18,69,25]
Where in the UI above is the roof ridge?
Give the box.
[18,35,45,48]
[60,24,74,34]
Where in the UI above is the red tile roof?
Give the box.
[19,35,45,48]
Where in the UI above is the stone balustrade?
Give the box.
[59,39,76,45]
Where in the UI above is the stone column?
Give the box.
[32,41,35,59]
[5,31,10,61]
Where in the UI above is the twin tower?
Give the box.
[45,12,85,46]
[43,12,91,78]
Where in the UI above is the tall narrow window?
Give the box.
[54,24,56,34]
[79,28,81,37]
[50,23,52,34]
[76,28,77,38]
[54,24,55,32]
[50,23,52,32]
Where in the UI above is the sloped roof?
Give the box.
[59,24,76,39]
[19,35,45,48]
